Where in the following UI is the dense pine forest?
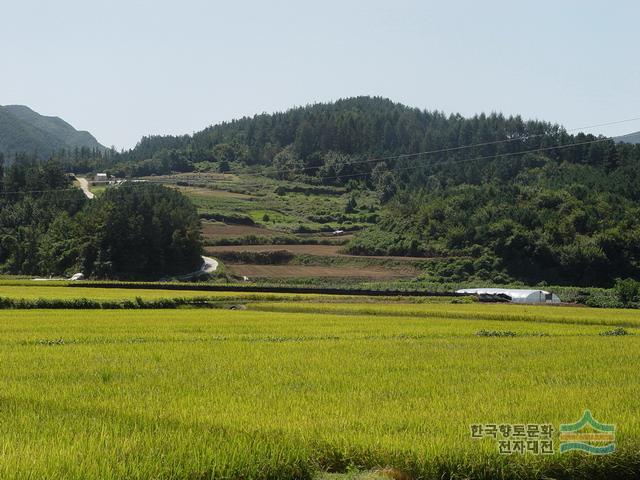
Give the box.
[111,97,630,182]
[0,156,202,278]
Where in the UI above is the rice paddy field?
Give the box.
[1,283,639,479]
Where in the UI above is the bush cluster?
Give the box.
[0,296,214,309]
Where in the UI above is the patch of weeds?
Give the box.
[476,329,517,337]
[34,338,68,346]
[600,327,630,336]
[245,335,340,343]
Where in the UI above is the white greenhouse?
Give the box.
[456,288,561,304]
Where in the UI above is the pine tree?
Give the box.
[0,152,4,193]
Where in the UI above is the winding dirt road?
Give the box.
[75,176,94,199]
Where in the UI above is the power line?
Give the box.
[0,187,80,196]
[0,122,638,196]
[0,182,140,196]
[315,130,637,183]
[251,115,640,177]
[145,129,638,184]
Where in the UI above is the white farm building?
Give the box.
[456,288,561,304]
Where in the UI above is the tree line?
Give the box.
[108,97,635,185]
[0,156,202,279]
[347,152,640,286]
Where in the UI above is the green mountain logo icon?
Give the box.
[559,410,615,455]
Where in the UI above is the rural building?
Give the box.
[95,173,108,182]
[456,288,561,304]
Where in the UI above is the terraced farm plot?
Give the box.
[207,244,345,256]
[300,233,356,243]
[179,187,254,199]
[0,301,638,479]
[142,172,379,234]
[202,222,285,239]
[205,244,434,261]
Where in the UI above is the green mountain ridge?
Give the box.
[0,105,104,158]
[616,131,640,144]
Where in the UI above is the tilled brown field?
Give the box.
[206,244,344,256]
[225,264,417,279]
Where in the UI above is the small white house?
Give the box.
[95,173,108,182]
[456,288,561,304]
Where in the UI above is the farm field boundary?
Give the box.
[67,282,463,297]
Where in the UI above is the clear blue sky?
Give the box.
[1,0,638,149]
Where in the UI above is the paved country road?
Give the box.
[74,176,94,199]
[178,256,219,279]
[200,256,219,273]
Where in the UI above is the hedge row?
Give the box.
[0,296,216,310]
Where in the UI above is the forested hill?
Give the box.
[116,96,625,184]
[0,105,103,159]
[124,96,565,166]
[111,97,640,286]
[0,159,202,279]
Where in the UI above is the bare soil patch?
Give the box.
[207,244,344,256]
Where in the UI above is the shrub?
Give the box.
[214,250,294,265]
[614,278,640,306]
[0,296,214,310]
[476,329,517,337]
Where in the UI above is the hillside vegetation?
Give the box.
[114,96,623,182]
[347,154,640,286]
[106,97,640,286]
[5,97,640,285]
